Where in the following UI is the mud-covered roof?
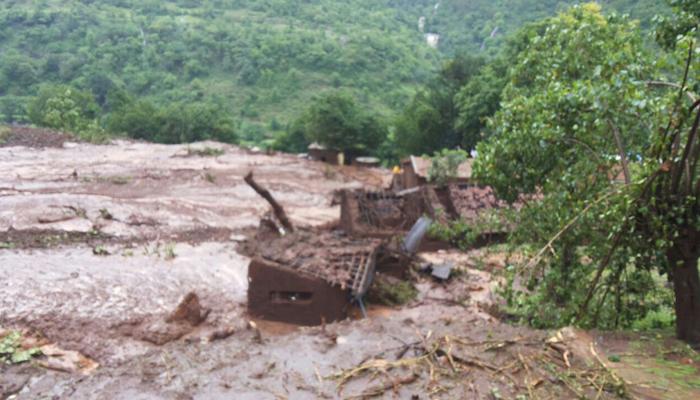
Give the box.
[257,229,381,295]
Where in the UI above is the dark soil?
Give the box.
[0,125,76,148]
[0,227,235,250]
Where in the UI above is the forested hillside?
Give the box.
[0,0,667,145]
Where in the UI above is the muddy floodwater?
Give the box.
[1,137,699,399]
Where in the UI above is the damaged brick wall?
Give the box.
[247,259,351,325]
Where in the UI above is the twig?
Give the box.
[346,373,419,399]
[525,188,621,272]
[608,120,631,185]
[518,352,538,400]
[645,80,697,102]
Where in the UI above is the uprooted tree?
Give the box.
[474,2,700,343]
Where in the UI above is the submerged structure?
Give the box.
[247,230,382,325]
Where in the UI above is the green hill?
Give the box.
[0,0,667,145]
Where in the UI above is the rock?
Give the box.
[167,292,209,326]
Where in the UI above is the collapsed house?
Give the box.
[393,155,473,190]
[307,142,343,165]
[339,182,514,250]
[242,162,516,326]
[247,230,383,325]
[338,187,452,254]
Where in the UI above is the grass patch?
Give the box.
[83,175,132,185]
[367,274,418,306]
[645,359,700,390]
[0,331,42,365]
[164,242,177,260]
[0,125,10,144]
[203,172,216,183]
[187,146,225,157]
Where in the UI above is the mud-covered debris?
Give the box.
[99,208,114,220]
[129,320,194,346]
[206,326,236,342]
[38,344,99,375]
[249,362,276,379]
[167,292,209,326]
[0,364,33,398]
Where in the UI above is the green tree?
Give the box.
[105,99,160,140]
[475,4,671,330]
[302,91,386,157]
[427,148,469,186]
[27,84,100,132]
[395,55,485,156]
[619,0,700,343]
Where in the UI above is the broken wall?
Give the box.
[247,258,351,325]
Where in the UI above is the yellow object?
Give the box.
[392,166,402,174]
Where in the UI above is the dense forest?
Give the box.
[0,0,667,147]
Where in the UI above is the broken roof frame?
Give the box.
[256,231,382,299]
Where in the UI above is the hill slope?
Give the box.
[0,0,667,144]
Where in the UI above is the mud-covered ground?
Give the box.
[1,129,699,399]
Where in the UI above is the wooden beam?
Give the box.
[244,171,295,233]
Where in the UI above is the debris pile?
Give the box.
[440,184,507,221]
[243,162,521,326]
[247,229,382,325]
[339,187,445,238]
[331,327,630,399]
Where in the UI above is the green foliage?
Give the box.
[427,148,469,186]
[428,208,511,250]
[366,275,418,306]
[474,3,675,329]
[395,56,486,156]
[186,146,225,157]
[26,84,108,141]
[299,91,386,156]
[0,331,42,365]
[476,3,660,201]
[654,0,700,49]
[273,118,309,153]
[27,85,98,130]
[0,0,668,149]
[632,305,676,331]
[428,218,480,250]
[106,97,236,144]
[0,125,10,144]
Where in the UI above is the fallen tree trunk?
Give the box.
[244,171,295,233]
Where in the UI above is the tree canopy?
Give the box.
[469,1,700,343]
[0,0,669,146]
[299,91,386,157]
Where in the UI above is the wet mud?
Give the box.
[1,131,698,399]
